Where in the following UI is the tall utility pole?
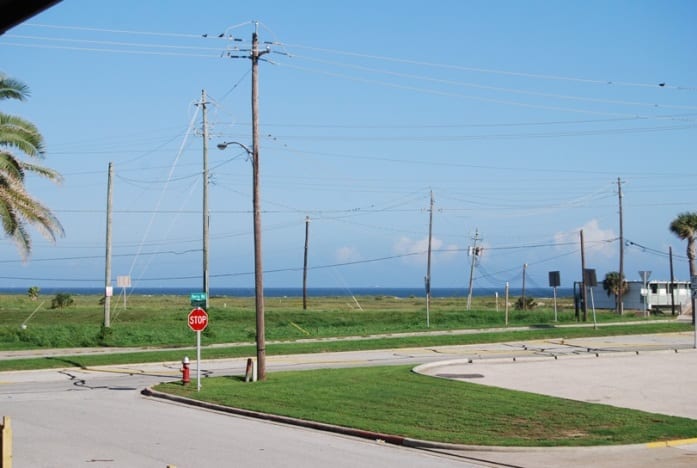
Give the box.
[103,162,114,328]
[466,229,481,310]
[580,229,588,322]
[201,89,210,310]
[303,216,310,310]
[617,177,624,315]
[425,191,434,328]
[251,23,270,380]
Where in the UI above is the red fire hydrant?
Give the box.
[181,356,191,385]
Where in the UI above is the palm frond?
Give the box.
[0,74,30,102]
[19,161,63,184]
[0,113,45,157]
[0,152,25,182]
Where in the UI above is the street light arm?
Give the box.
[217,141,253,155]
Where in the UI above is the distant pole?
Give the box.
[425,191,434,327]
[580,229,588,322]
[201,89,210,310]
[103,162,113,328]
[504,281,509,326]
[466,229,480,310]
[639,270,651,318]
[617,177,625,315]
[669,246,676,316]
[521,263,528,310]
[303,216,310,310]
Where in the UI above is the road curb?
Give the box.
[141,386,559,452]
[141,386,409,446]
[140,386,664,454]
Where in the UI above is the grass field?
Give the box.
[155,365,697,447]
[4,292,695,447]
[0,292,675,350]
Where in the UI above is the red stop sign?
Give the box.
[188,307,209,332]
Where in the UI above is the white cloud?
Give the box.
[554,219,617,258]
[393,236,459,265]
[335,246,362,263]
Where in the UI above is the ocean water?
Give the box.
[0,286,574,298]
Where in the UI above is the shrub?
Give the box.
[514,296,537,310]
[27,286,40,301]
[97,325,113,346]
[51,293,74,309]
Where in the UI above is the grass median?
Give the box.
[154,364,697,447]
[0,321,690,371]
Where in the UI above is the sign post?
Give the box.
[690,275,697,349]
[188,307,209,391]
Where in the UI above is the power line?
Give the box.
[18,23,694,91]
[289,53,697,111]
[278,41,696,91]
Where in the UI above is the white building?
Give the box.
[582,280,693,313]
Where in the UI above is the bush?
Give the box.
[514,296,537,310]
[27,286,41,301]
[51,293,74,309]
[97,325,113,346]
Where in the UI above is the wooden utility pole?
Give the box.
[521,263,528,310]
[251,23,270,380]
[580,229,588,322]
[425,191,434,327]
[303,216,310,310]
[466,229,480,310]
[617,177,624,315]
[103,162,113,328]
[669,246,676,316]
[201,89,210,310]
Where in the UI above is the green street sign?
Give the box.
[190,292,207,308]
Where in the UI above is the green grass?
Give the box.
[0,321,689,371]
[5,293,694,447]
[0,293,676,350]
[155,365,697,447]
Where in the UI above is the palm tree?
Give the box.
[602,271,629,315]
[0,73,64,259]
[670,212,697,324]
[670,212,697,278]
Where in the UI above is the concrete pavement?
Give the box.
[4,331,697,467]
[137,332,697,467]
[414,334,697,419]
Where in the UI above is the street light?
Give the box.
[217,140,266,380]
[217,141,253,158]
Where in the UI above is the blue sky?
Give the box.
[0,0,695,293]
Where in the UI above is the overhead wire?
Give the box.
[123,105,201,281]
[277,41,696,91]
[19,22,695,91]
[289,53,697,112]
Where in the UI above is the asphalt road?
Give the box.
[1,331,696,467]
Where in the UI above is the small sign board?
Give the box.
[691,275,697,297]
[190,292,207,308]
[117,275,132,288]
